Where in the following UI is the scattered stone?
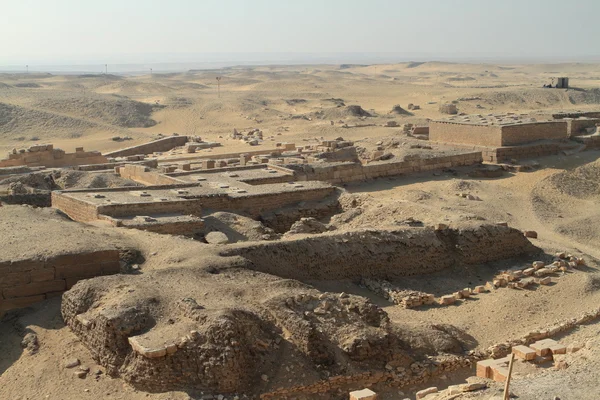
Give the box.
[65,358,81,369]
[523,230,538,239]
[205,231,230,245]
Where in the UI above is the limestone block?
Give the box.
[439,295,456,306]
[512,345,536,361]
[538,277,552,285]
[349,388,377,400]
[476,359,497,378]
[416,387,437,399]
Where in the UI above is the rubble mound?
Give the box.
[390,104,413,115]
[202,211,277,242]
[532,158,600,246]
[61,269,445,394]
[223,224,539,281]
[345,105,372,117]
[285,217,329,235]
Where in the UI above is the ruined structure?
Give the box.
[0,144,107,168]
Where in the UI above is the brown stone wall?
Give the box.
[0,148,108,168]
[296,152,483,184]
[104,136,190,157]
[51,192,100,222]
[0,250,120,312]
[566,118,600,136]
[97,198,204,218]
[429,121,503,146]
[500,122,568,145]
[118,164,184,185]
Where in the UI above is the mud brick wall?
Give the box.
[51,192,100,222]
[224,225,538,282]
[429,121,503,146]
[500,122,567,145]
[0,250,120,312]
[566,118,600,136]
[104,136,190,157]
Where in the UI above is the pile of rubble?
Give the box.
[231,128,264,146]
[362,279,435,309]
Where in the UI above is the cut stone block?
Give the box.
[549,344,566,355]
[523,268,535,276]
[416,387,438,399]
[512,345,536,361]
[532,261,545,269]
[439,295,456,306]
[349,388,377,400]
[476,359,497,379]
[473,285,487,294]
[492,366,509,382]
[530,339,559,356]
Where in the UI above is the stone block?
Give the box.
[492,366,509,382]
[439,295,456,306]
[349,388,377,400]
[538,277,552,285]
[523,268,535,276]
[3,280,66,298]
[476,359,497,379]
[416,387,437,399]
[530,339,558,356]
[30,268,56,282]
[0,294,45,311]
[512,345,536,361]
[549,344,566,355]
[0,271,31,287]
[473,285,487,293]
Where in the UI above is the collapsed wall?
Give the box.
[222,224,539,281]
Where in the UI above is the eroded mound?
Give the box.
[532,158,600,246]
[223,224,539,281]
[62,269,425,394]
[59,223,536,396]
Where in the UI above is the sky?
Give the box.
[1,0,600,70]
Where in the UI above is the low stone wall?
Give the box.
[481,142,579,162]
[293,152,483,185]
[51,191,101,222]
[104,136,190,157]
[0,250,120,312]
[500,121,568,145]
[117,164,185,185]
[566,118,600,136]
[223,225,539,281]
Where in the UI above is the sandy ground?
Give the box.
[2,62,600,156]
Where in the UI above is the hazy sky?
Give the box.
[2,0,599,66]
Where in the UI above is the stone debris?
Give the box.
[416,387,438,399]
[205,231,230,245]
[65,358,81,368]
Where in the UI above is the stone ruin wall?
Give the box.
[117,164,185,186]
[52,186,337,222]
[429,121,568,147]
[104,135,190,158]
[429,121,503,147]
[0,250,120,313]
[0,145,108,168]
[565,118,600,136]
[223,225,539,282]
[295,152,483,185]
[500,121,568,145]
